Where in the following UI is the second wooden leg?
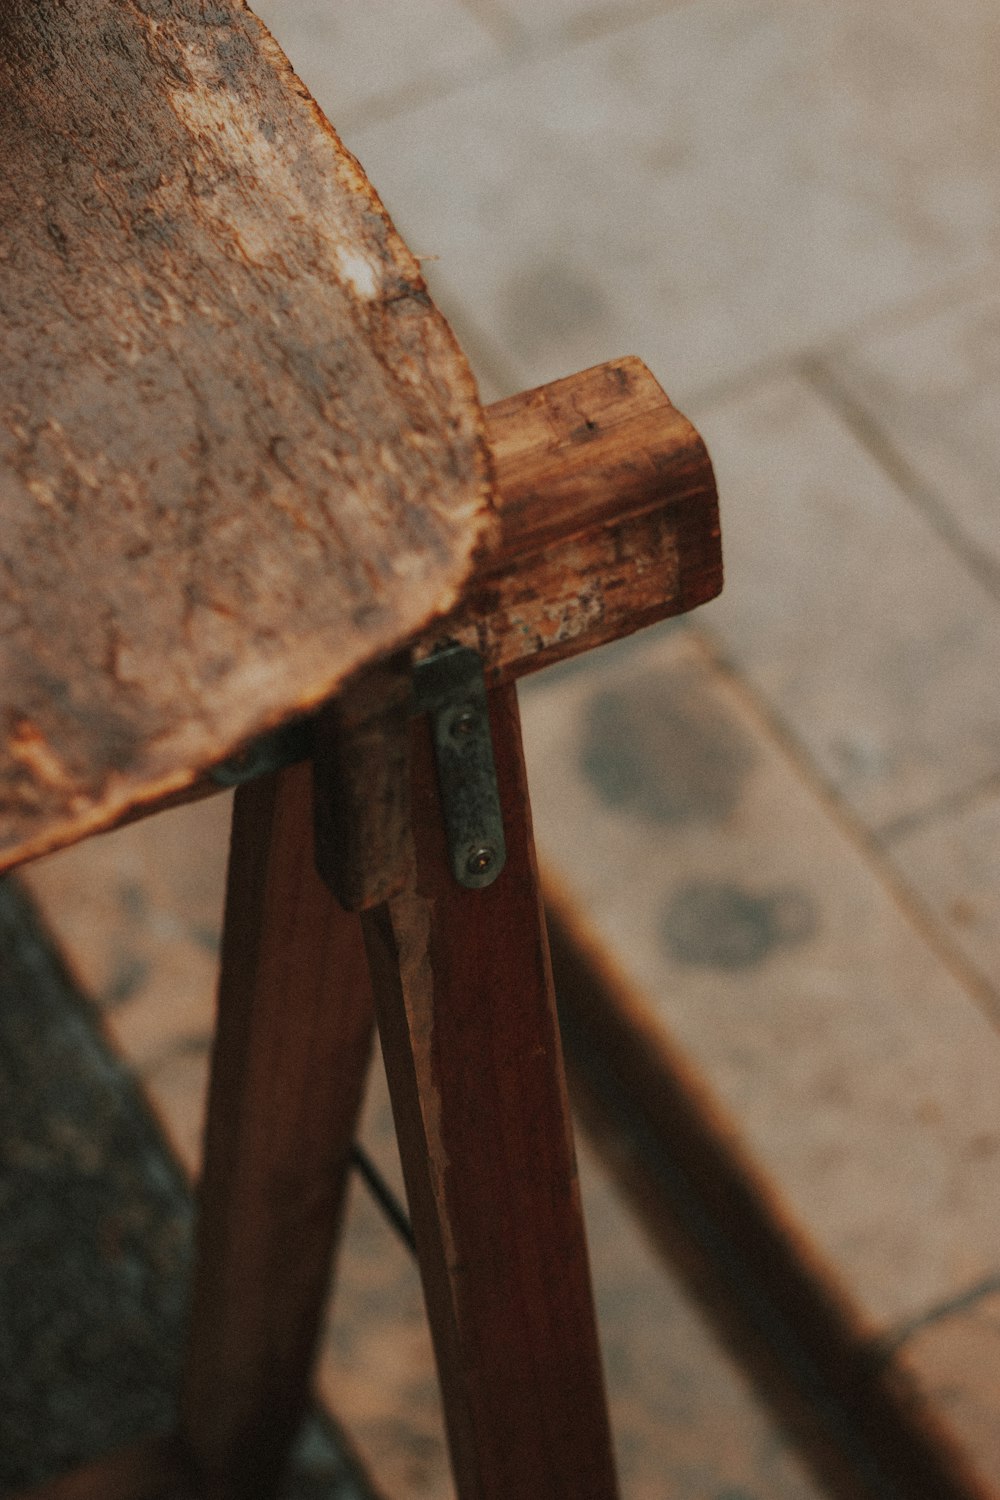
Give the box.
[179,762,375,1499]
[362,684,620,1500]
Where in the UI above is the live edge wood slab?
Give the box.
[0,0,492,871]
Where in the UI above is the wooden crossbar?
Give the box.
[1,356,720,870]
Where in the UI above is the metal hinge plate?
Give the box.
[413,645,506,890]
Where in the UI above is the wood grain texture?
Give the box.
[179,762,374,1498]
[0,360,721,867]
[362,688,620,1500]
[419,356,720,682]
[0,0,492,871]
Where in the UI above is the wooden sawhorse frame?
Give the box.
[1,8,720,1499]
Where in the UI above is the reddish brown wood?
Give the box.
[544,880,986,1500]
[362,686,620,1500]
[0,0,491,873]
[420,356,721,682]
[0,360,721,868]
[179,761,374,1499]
[12,1436,188,1500]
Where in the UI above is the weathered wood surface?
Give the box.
[362,689,620,1500]
[0,0,492,871]
[1,359,721,868]
[420,355,720,682]
[180,762,374,1498]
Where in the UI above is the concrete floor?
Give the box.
[10,1,1000,1496]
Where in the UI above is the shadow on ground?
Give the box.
[0,878,372,1499]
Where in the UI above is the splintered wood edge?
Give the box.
[2,358,720,870]
[0,0,492,874]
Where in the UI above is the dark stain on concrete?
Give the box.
[503,258,610,358]
[580,665,756,827]
[663,880,818,971]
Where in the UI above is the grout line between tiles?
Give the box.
[879,771,1000,848]
[873,1272,1000,1361]
[687,625,1000,1029]
[684,267,995,419]
[799,355,1000,606]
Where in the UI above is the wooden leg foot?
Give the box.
[363,684,620,1500]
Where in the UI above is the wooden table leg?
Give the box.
[179,761,375,1499]
[362,684,620,1500]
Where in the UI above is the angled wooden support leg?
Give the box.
[362,683,620,1500]
[179,761,375,1499]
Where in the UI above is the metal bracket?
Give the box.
[413,645,506,891]
[209,646,506,895]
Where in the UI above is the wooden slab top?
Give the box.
[0,0,493,868]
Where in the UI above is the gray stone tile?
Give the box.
[890,789,1000,1006]
[0,880,370,1499]
[250,0,500,130]
[521,629,1000,1332]
[345,0,984,403]
[689,373,1000,829]
[823,284,1000,592]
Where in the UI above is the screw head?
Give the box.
[451,707,477,738]
[466,845,495,877]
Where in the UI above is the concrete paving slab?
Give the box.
[822,284,1000,592]
[0,879,369,1498]
[689,374,1000,830]
[460,0,686,48]
[16,797,827,1498]
[890,790,1000,1009]
[338,0,982,403]
[800,0,1000,273]
[250,0,501,130]
[143,1043,212,1184]
[520,628,1000,1334]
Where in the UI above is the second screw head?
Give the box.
[466,845,495,876]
